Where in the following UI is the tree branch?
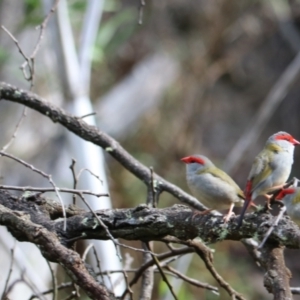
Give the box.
[260,244,292,300]
[0,190,299,249]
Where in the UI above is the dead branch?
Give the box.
[260,245,292,300]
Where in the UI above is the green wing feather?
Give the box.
[199,166,245,199]
[249,144,280,191]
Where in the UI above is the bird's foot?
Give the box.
[200,209,214,215]
[263,194,273,210]
[249,201,258,209]
[223,211,235,223]
[191,209,214,220]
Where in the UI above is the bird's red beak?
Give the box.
[181,157,190,164]
[292,138,300,146]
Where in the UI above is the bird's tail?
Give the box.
[237,180,252,228]
[237,199,251,228]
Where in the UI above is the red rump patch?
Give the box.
[275,133,300,145]
[181,156,205,165]
[244,180,252,200]
[275,188,296,200]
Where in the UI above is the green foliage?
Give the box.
[22,0,43,26]
[24,0,40,11]
[93,7,137,63]
[69,0,86,11]
[103,0,122,12]
[158,277,167,296]
[177,284,196,300]
[0,47,9,65]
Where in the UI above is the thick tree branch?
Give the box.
[260,245,292,300]
[0,190,299,249]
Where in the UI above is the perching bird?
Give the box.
[181,155,244,222]
[237,131,300,227]
[275,187,300,225]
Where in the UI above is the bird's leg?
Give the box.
[223,203,235,223]
[264,194,272,210]
[200,209,214,215]
[249,201,258,209]
[192,209,214,220]
[264,184,286,210]
[194,209,214,215]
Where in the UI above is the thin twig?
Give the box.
[121,246,194,299]
[149,167,156,207]
[79,112,97,119]
[163,265,219,294]
[258,206,287,249]
[28,282,73,300]
[46,260,57,300]
[1,241,16,300]
[1,26,33,81]
[186,239,246,300]
[122,268,133,300]
[258,178,299,248]
[30,0,60,59]
[1,0,60,88]
[82,243,94,261]
[69,159,78,205]
[92,246,105,283]
[6,271,45,300]
[76,168,103,185]
[145,242,178,300]
[0,185,108,197]
[1,106,27,152]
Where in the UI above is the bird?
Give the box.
[181,154,245,222]
[275,187,300,226]
[237,131,300,227]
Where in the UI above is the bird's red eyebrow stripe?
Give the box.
[275,134,291,141]
[275,133,300,145]
[181,156,205,164]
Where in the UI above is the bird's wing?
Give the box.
[206,167,245,199]
[238,149,274,228]
[248,150,273,193]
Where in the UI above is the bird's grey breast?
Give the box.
[270,150,293,184]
